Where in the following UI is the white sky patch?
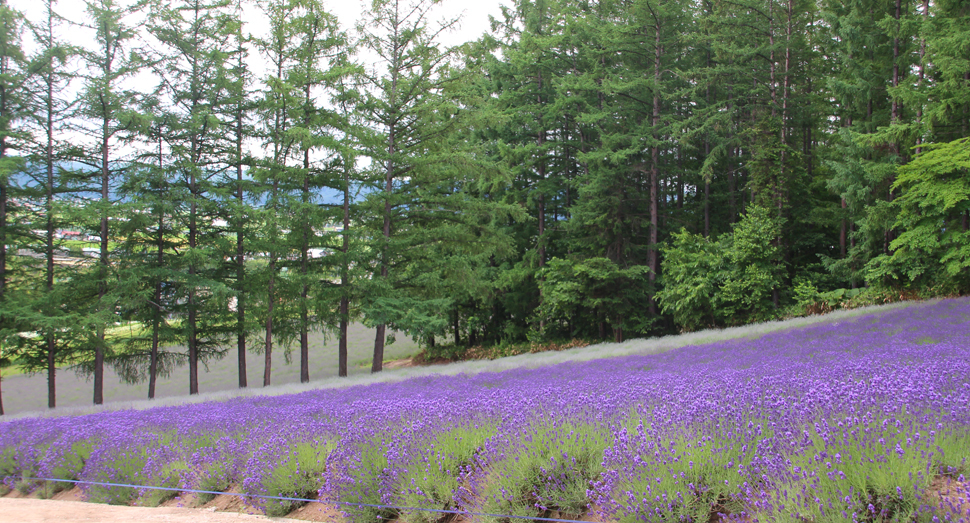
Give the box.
[11,0,509,69]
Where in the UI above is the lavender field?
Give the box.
[2,299,970,522]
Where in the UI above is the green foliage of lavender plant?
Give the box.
[138,461,189,507]
[398,423,497,523]
[262,440,338,517]
[338,438,397,522]
[192,460,232,506]
[85,432,181,506]
[14,472,33,495]
[602,416,766,523]
[0,447,16,480]
[480,422,609,521]
[767,420,970,522]
[47,439,95,483]
[84,455,145,505]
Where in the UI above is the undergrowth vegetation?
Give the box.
[1,299,970,521]
[419,338,591,363]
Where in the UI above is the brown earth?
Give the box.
[0,485,347,523]
[928,478,970,520]
[5,477,965,523]
[0,497,301,522]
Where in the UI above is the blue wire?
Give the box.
[9,476,595,523]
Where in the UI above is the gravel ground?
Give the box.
[0,323,419,416]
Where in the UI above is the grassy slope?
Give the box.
[1,299,915,420]
[0,322,421,417]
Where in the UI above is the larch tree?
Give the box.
[113,109,185,399]
[19,0,76,410]
[0,0,28,416]
[74,0,145,405]
[356,0,516,369]
[355,0,459,372]
[147,0,237,395]
[251,0,311,387]
[221,0,254,389]
[284,0,348,383]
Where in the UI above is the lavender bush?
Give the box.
[1,298,969,521]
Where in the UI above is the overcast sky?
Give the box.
[9,0,511,58]
[5,0,513,196]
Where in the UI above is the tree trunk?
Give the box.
[235,79,247,389]
[235,189,246,388]
[95,116,109,406]
[676,148,684,210]
[915,0,928,154]
[264,254,274,387]
[372,324,385,373]
[373,49,396,374]
[187,2,203,397]
[779,0,792,218]
[338,297,348,377]
[891,0,901,155]
[453,311,460,347]
[45,40,56,409]
[647,20,661,315]
[149,137,163,399]
[703,138,710,238]
[188,163,198,395]
[840,198,847,258]
[47,334,55,409]
[536,66,547,333]
[727,84,736,223]
[264,169,279,387]
[537,71,547,269]
[339,165,350,378]
[374,143,392,374]
[149,271,160,400]
[300,149,310,384]
[703,51,711,238]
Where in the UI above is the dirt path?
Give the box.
[0,485,349,523]
[0,497,306,523]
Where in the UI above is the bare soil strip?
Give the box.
[0,486,332,523]
[0,497,299,522]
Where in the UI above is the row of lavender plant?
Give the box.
[2,299,969,521]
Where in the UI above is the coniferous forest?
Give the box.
[0,0,968,413]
